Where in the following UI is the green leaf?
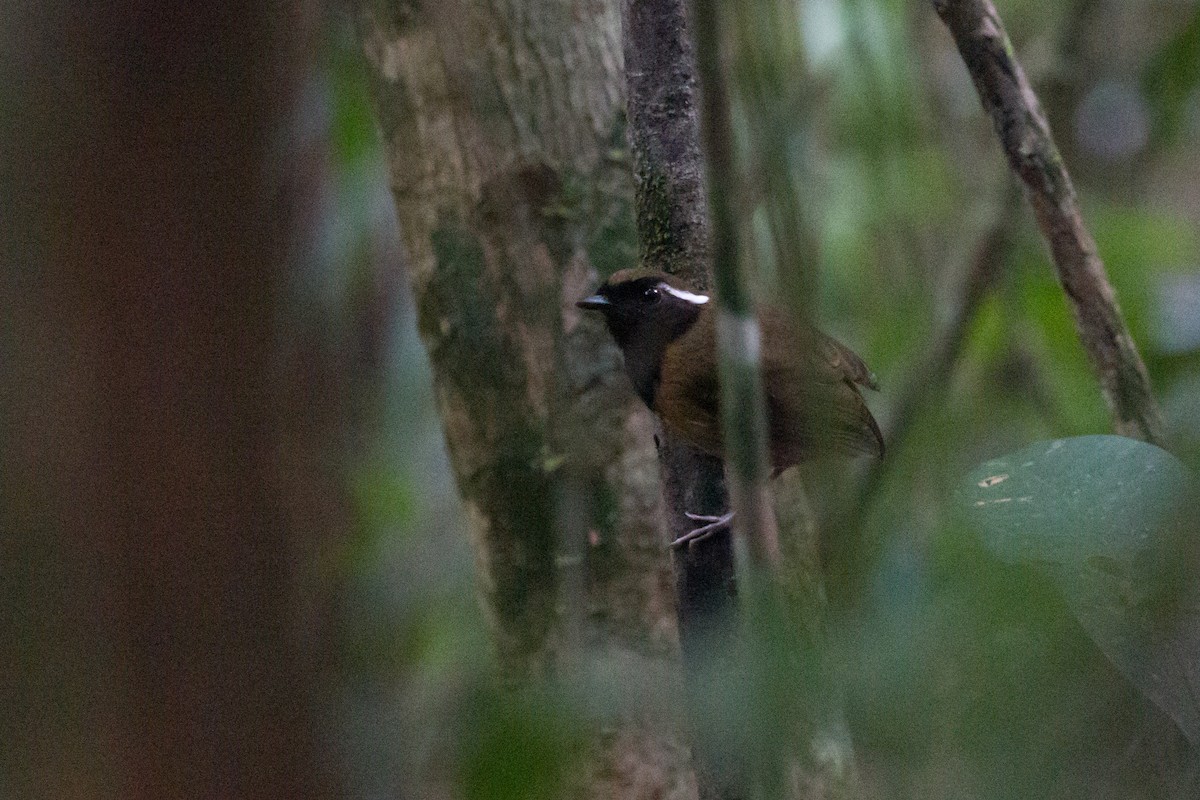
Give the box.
[957,435,1200,747]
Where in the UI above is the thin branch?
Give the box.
[931,0,1164,445]
[689,0,780,568]
[622,0,712,289]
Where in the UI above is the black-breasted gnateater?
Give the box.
[578,269,883,547]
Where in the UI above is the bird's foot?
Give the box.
[671,511,735,549]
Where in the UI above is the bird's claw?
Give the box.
[671,511,734,549]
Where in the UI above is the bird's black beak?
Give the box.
[576,294,610,310]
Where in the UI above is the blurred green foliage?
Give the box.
[960,436,1197,746]
[1146,8,1200,146]
[458,687,582,800]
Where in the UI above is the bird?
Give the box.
[577,268,883,547]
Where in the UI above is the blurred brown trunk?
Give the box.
[0,3,340,799]
[354,0,694,796]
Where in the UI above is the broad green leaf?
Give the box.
[958,435,1199,746]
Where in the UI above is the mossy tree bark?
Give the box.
[356,0,693,795]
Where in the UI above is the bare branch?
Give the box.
[932,0,1164,445]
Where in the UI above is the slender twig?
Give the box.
[728,0,819,310]
[931,0,1164,445]
[690,0,780,568]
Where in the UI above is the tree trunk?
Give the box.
[355,0,693,795]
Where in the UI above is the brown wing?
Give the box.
[761,312,884,466]
[655,309,884,465]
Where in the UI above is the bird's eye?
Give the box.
[642,286,661,303]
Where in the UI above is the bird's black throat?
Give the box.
[582,273,707,412]
[624,347,663,409]
[609,310,700,411]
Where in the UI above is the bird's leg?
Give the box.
[671,511,735,549]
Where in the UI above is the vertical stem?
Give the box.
[621,0,745,797]
[690,0,780,568]
[1,4,332,797]
[691,1,793,797]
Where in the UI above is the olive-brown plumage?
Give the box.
[578,269,883,471]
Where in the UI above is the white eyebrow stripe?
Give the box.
[659,283,710,305]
